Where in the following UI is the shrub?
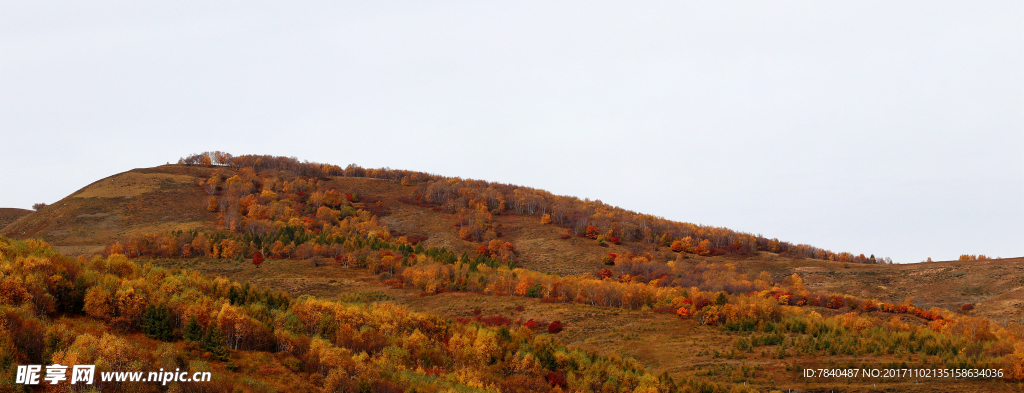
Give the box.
[546,370,567,387]
[651,306,677,314]
[547,321,564,334]
[826,295,845,309]
[676,307,691,318]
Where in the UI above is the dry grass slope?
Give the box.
[0,165,221,255]
[0,208,32,231]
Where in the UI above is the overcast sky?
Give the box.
[2,1,1021,263]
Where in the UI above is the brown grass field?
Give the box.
[4,163,1023,392]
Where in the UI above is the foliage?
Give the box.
[0,236,686,392]
[177,151,887,264]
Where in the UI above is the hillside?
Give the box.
[0,165,221,255]
[3,154,1024,392]
[729,256,1024,326]
[0,207,31,230]
[5,160,1023,323]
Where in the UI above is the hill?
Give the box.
[0,207,31,230]
[0,165,220,255]
[4,152,1024,392]
[728,256,1024,325]
[4,156,1022,323]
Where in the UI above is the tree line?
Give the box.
[178,151,890,264]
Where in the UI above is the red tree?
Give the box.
[252,251,265,268]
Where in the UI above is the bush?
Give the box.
[548,321,564,334]
[826,295,845,309]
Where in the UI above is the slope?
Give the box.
[4,159,1024,325]
[0,207,32,230]
[0,165,221,255]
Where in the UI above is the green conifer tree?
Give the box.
[184,316,203,342]
[202,324,229,361]
[142,304,174,341]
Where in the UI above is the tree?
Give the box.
[540,214,552,225]
[714,292,728,306]
[670,240,683,253]
[252,251,265,268]
[696,239,713,256]
[142,304,174,341]
[207,196,219,212]
[113,286,148,330]
[32,203,47,211]
[184,316,203,342]
[84,287,113,321]
[678,237,695,253]
[202,324,229,361]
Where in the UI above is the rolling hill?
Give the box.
[1,165,220,255]
[2,153,1023,392]
[4,161,1022,323]
[0,207,31,231]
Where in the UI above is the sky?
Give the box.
[1,1,1021,263]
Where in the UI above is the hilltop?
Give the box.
[1,165,220,255]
